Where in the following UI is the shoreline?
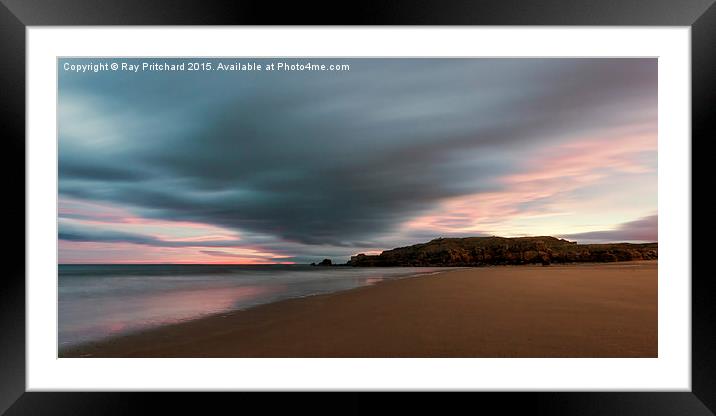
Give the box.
[60,261,657,358]
[59,267,467,356]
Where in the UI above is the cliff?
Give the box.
[348,236,657,267]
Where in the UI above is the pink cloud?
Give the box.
[402,131,656,237]
[59,241,294,264]
[58,197,292,264]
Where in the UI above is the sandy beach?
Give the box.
[60,261,657,358]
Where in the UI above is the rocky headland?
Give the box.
[347,236,657,267]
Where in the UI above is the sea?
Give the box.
[58,264,451,348]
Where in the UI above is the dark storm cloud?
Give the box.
[60,161,148,181]
[59,225,242,248]
[58,58,657,251]
[562,215,658,243]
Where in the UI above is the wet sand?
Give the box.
[60,261,657,358]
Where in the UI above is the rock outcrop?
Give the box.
[311,258,334,266]
[347,236,657,267]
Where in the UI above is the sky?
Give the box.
[58,58,657,264]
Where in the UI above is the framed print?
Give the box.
[2,0,712,414]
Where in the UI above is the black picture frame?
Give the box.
[1,0,711,414]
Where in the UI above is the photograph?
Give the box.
[57,57,658,358]
[2,0,708,409]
